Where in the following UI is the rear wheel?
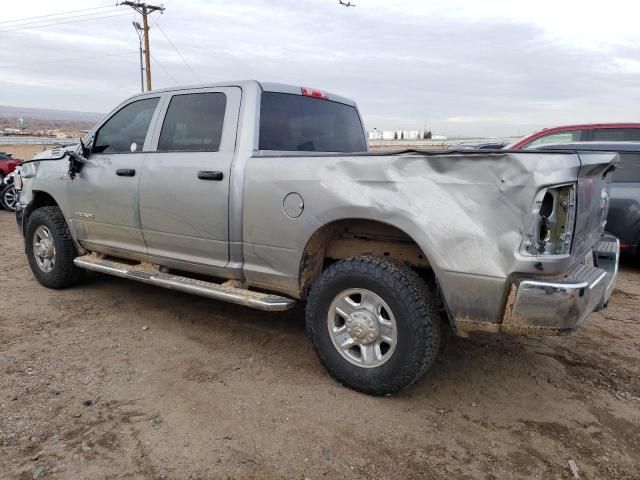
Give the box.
[25,206,84,289]
[306,256,441,395]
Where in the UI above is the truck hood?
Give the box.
[31,144,81,162]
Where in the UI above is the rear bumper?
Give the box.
[504,234,619,334]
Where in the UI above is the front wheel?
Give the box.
[306,256,441,395]
[25,206,84,289]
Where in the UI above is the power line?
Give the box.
[152,18,202,83]
[0,5,118,25]
[0,12,131,33]
[150,53,180,85]
[0,8,122,29]
[0,51,138,69]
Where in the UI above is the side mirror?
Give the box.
[80,136,93,156]
[67,140,90,180]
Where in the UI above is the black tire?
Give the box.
[0,174,6,210]
[0,184,17,211]
[306,256,441,395]
[25,206,84,289]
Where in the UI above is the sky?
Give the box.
[0,0,639,137]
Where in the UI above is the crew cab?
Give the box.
[14,81,620,395]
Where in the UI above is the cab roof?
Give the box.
[130,80,357,107]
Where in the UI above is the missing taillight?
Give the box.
[522,183,576,256]
[539,192,553,218]
[538,216,551,244]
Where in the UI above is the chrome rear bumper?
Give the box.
[505,234,619,333]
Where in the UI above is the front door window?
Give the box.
[93,98,159,153]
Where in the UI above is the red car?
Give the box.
[508,123,640,150]
[0,152,22,181]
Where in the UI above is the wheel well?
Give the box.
[30,191,59,210]
[299,219,431,296]
[23,191,59,231]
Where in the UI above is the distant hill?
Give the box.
[0,105,104,131]
[0,105,104,122]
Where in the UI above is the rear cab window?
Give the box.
[258,92,366,152]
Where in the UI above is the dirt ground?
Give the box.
[0,145,56,163]
[1,211,639,480]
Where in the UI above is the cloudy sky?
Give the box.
[1,0,639,137]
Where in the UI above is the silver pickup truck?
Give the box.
[14,80,620,395]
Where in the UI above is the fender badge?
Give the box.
[74,212,94,219]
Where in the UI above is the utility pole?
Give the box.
[132,22,144,92]
[120,2,165,91]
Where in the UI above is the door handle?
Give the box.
[116,168,136,177]
[197,171,224,181]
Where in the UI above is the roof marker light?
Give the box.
[301,87,328,99]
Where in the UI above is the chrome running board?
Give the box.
[73,254,295,312]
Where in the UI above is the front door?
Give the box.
[138,87,241,269]
[68,96,161,254]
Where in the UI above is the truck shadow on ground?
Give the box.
[72,270,596,403]
[620,252,640,272]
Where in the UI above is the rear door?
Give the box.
[138,87,241,269]
[68,96,161,253]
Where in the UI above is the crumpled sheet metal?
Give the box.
[241,150,615,323]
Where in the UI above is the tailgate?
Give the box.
[572,152,618,260]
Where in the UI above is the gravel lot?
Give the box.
[1,210,639,479]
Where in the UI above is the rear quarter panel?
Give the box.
[241,151,585,322]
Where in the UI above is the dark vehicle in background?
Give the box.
[448,142,507,151]
[0,152,22,183]
[509,123,640,150]
[0,152,21,210]
[1,171,18,211]
[536,142,640,255]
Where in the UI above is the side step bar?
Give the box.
[73,255,295,312]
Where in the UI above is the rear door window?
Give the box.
[523,130,582,149]
[592,128,640,141]
[158,93,227,152]
[259,92,366,152]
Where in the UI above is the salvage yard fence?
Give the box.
[0,136,78,146]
